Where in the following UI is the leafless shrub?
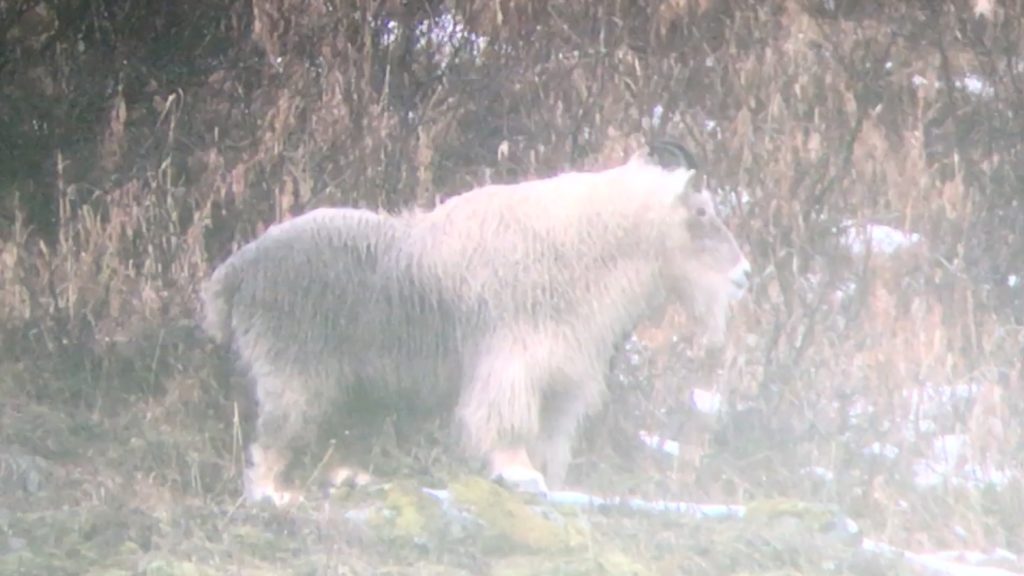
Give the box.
[0,0,1020,550]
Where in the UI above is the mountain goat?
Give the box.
[201,142,752,505]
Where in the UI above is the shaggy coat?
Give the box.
[202,143,751,502]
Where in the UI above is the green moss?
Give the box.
[744,498,842,527]
[448,475,588,553]
[0,550,56,575]
[354,480,447,545]
[729,565,806,569]
[136,559,210,576]
[489,550,654,576]
[593,550,656,576]
[489,555,587,576]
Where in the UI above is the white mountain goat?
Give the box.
[201,142,752,505]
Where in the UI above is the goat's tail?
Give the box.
[199,258,241,345]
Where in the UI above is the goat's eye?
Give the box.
[695,206,707,218]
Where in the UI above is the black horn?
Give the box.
[647,141,698,171]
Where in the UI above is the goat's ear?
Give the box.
[667,168,697,203]
[628,150,649,166]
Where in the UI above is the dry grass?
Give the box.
[0,0,1021,573]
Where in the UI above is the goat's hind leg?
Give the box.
[244,442,298,506]
[243,368,316,507]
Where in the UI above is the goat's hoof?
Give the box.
[322,466,374,497]
[491,465,550,496]
[246,484,303,508]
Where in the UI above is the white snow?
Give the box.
[960,74,995,97]
[864,442,901,459]
[913,433,1013,489]
[638,430,680,457]
[691,388,722,415]
[651,104,664,128]
[909,73,995,99]
[840,221,921,255]
[864,539,1022,576]
[415,486,1024,576]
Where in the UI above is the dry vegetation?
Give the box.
[0,0,1022,574]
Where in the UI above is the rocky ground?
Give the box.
[5,361,1021,576]
[1,326,1020,576]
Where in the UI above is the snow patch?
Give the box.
[691,388,722,415]
[840,221,921,255]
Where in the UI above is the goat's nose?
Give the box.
[730,259,752,291]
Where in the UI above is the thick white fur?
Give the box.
[201,151,749,501]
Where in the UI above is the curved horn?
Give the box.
[647,141,698,171]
